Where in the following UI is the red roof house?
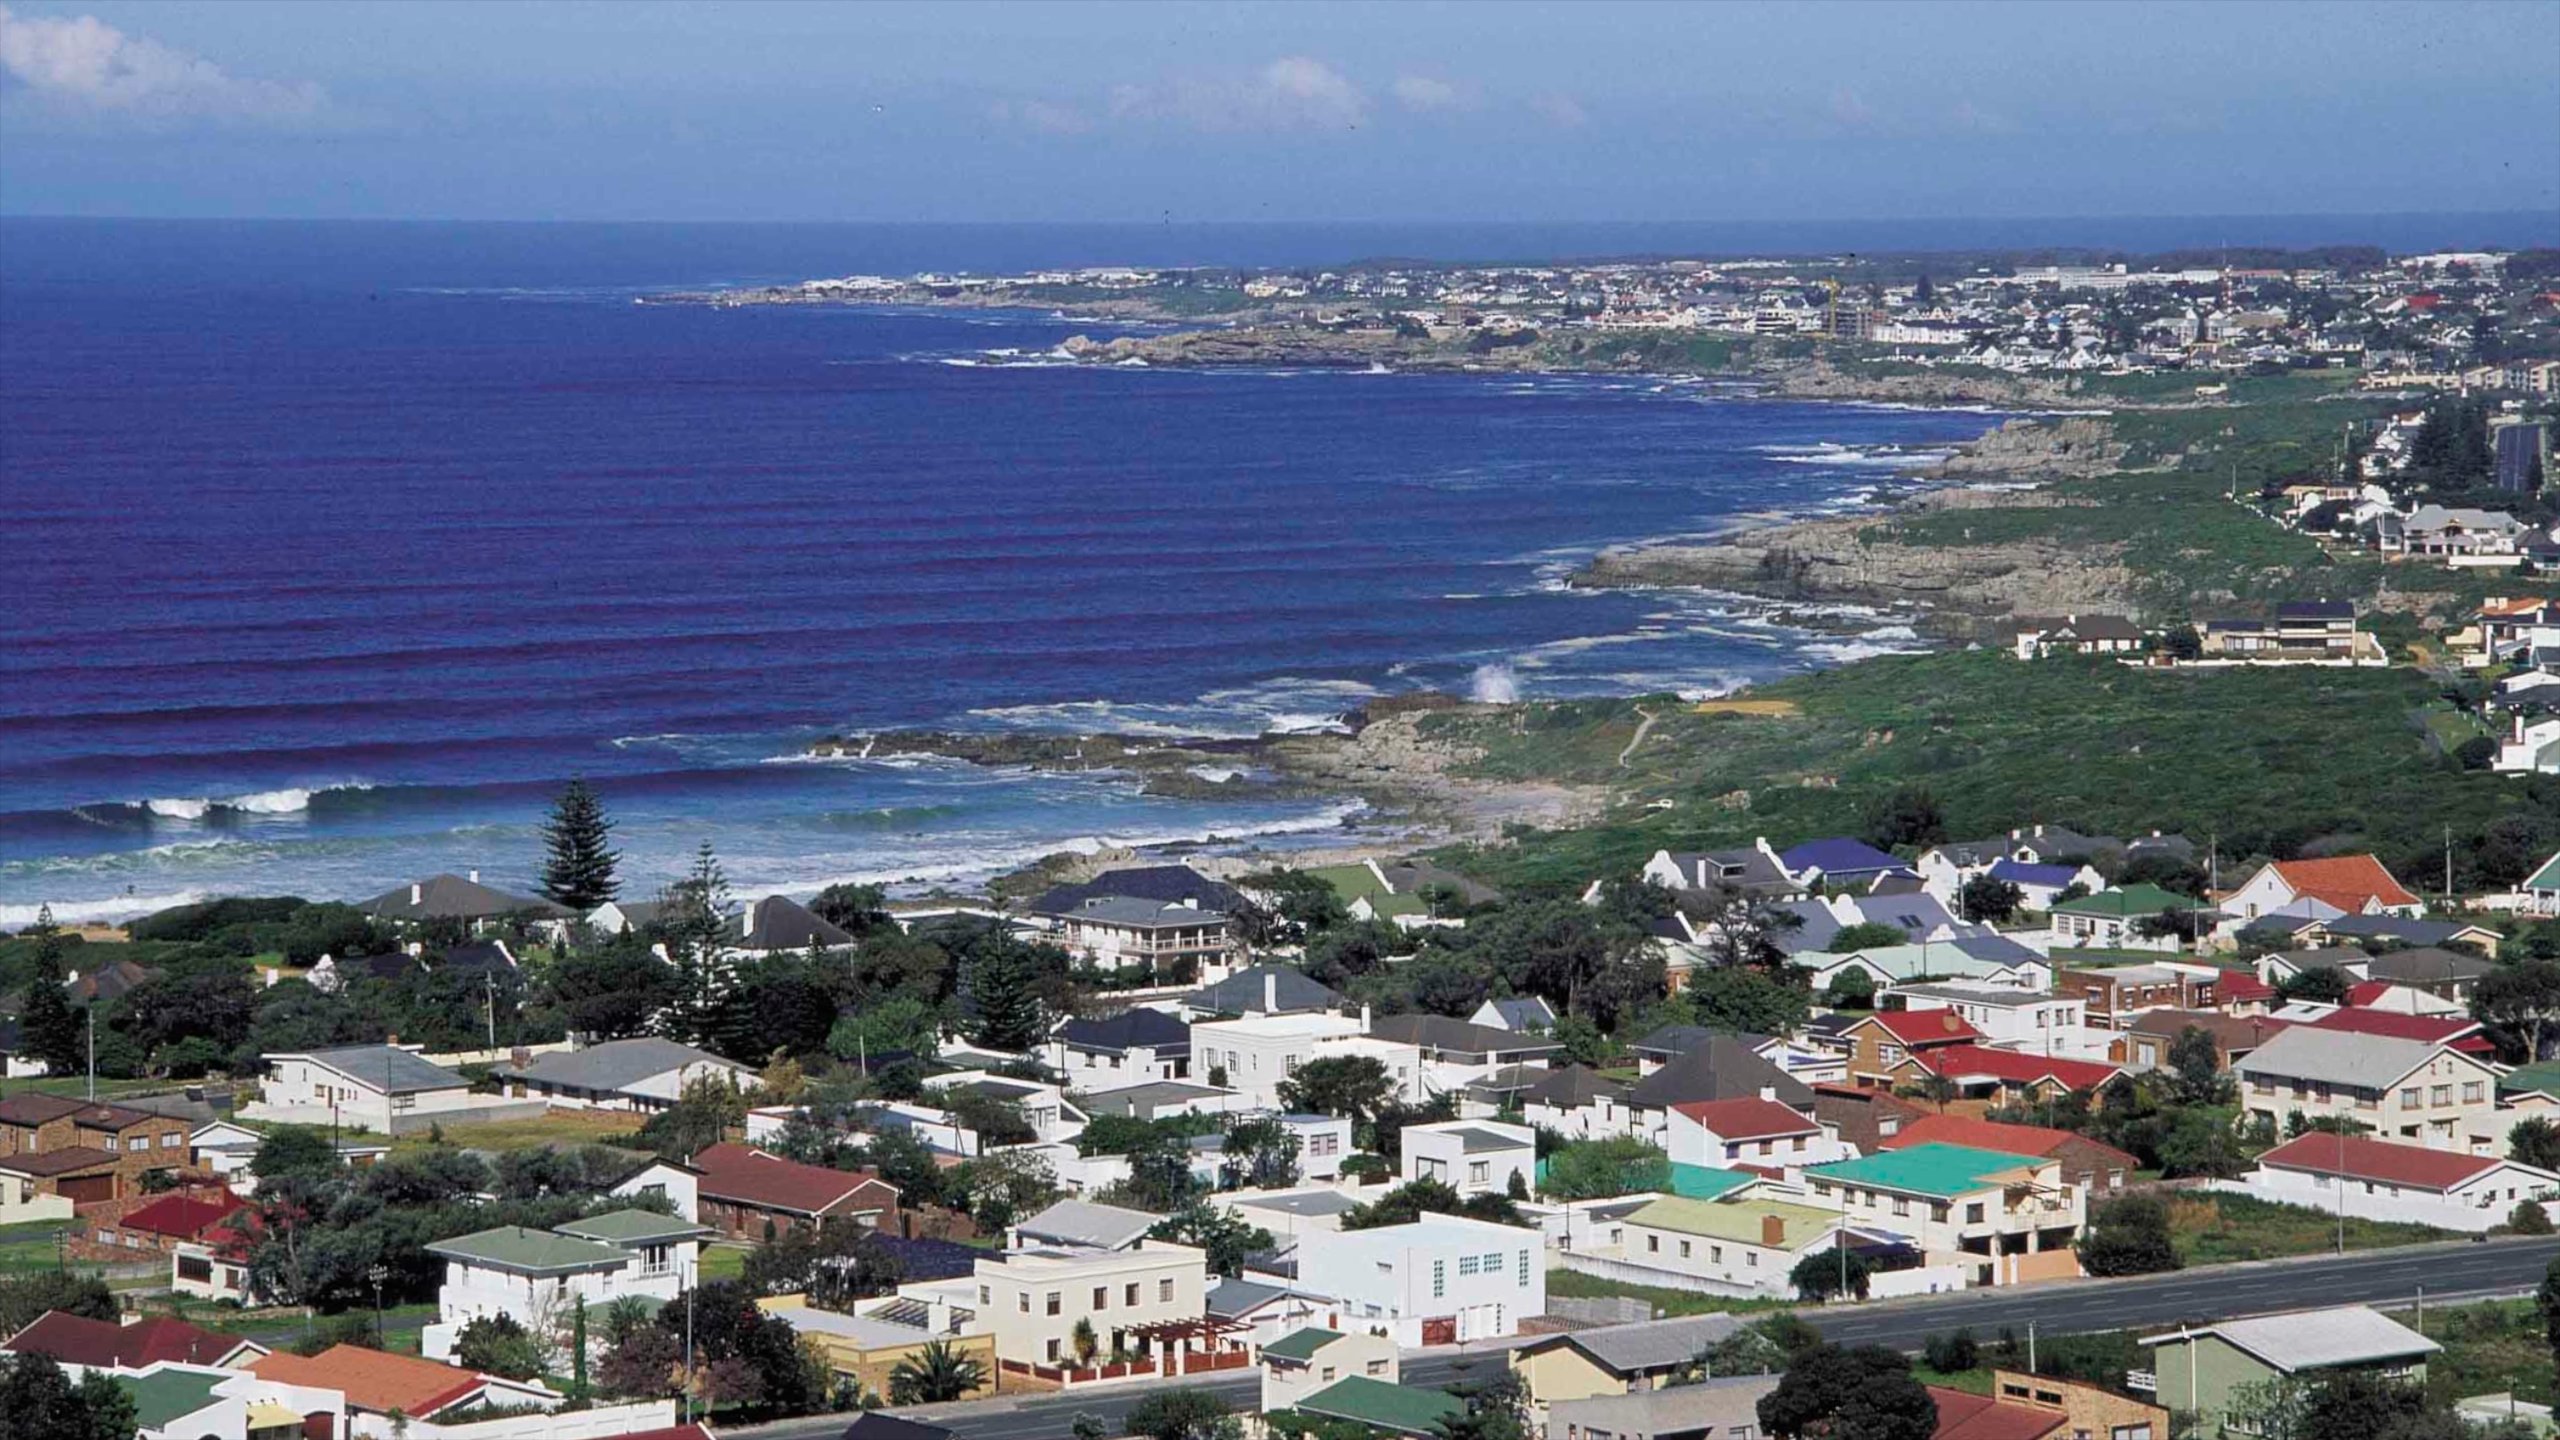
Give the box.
[2309,1008,2495,1055]
[2,1310,265,1370]
[2253,856,2422,916]
[2253,1132,2537,1194]
[249,1345,547,1418]
[692,1142,902,1237]
[1913,1044,2121,1098]
[1928,1386,2064,1440]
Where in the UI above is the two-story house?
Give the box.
[1803,1143,2085,1289]
[1035,896,1234,983]
[1399,1120,1535,1196]
[1662,1097,1847,1172]
[420,1210,708,1366]
[1046,1009,1192,1085]
[2232,1028,2506,1154]
[2056,963,2221,1028]
[0,1094,193,1201]
[1838,1009,1982,1088]
[1293,1212,1544,1346]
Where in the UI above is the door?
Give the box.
[59,1173,115,1204]
[1421,1316,1457,1346]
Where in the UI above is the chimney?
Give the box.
[410,883,423,906]
[1761,1213,1788,1248]
[1265,972,1278,1013]
[927,1298,952,1335]
[468,869,480,885]
[1360,1003,1374,1032]
[1759,1084,1777,1102]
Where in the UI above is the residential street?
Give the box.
[734,1235,2560,1440]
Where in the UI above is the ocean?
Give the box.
[0,216,2218,923]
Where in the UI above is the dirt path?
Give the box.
[1618,706,1659,768]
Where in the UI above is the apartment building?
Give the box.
[1804,1143,2085,1289]
[2232,1028,2506,1154]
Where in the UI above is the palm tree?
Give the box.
[889,1340,986,1404]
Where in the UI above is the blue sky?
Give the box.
[1,0,2554,223]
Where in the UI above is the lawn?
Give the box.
[2413,1299,2555,1409]
[390,1109,644,1155]
[2163,1192,2459,1266]
[699,1244,748,1282]
[0,1219,70,1275]
[1543,1266,1796,1318]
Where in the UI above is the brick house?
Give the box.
[74,1184,243,1262]
[2055,964,2219,1028]
[692,1142,901,1239]
[0,1094,194,1196]
[2109,1010,2291,1073]
[1839,1009,1983,1089]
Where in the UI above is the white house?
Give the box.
[1191,1012,1368,1108]
[2219,1132,2557,1234]
[1663,1097,1849,1171]
[1278,1112,1354,1183]
[1881,983,2093,1051]
[608,1158,702,1223]
[186,1120,388,1194]
[1259,1326,1401,1414]
[246,1046,486,1132]
[490,1037,756,1113]
[1599,1193,1853,1297]
[1401,1120,1535,1197]
[420,1210,709,1366]
[2219,855,2424,927]
[1046,1008,1193,1085]
[1291,1212,1545,1346]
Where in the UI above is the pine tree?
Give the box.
[21,907,84,1075]
[538,780,620,911]
[657,842,730,1046]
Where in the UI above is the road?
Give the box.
[736,1236,2560,1440]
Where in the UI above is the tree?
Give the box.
[1219,1116,1301,1190]
[1921,1328,1978,1374]
[1827,922,1908,955]
[1150,1199,1274,1279]
[2512,1116,2560,1171]
[2510,1199,2555,1235]
[0,1353,139,1440]
[808,882,890,937]
[1957,875,2024,924]
[251,1126,342,1186]
[1538,1138,1671,1200]
[2539,1256,2560,1374]
[959,938,1048,1053]
[1438,1367,1530,1440]
[2276,967,2352,1006]
[1823,967,1878,1011]
[2475,961,2560,1063]
[1693,888,1806,975]
[2162,623,2203,661]
[454,1314,546,1380]
[1125,1386,1244,1440]
[1863,786,1946,850]
[1688,966,1810,1037]
[889,1338,987,1403]
[635,1073,745,1160]
[740,1224,906,1308]
[2299,1370,2447,1440]
[1277,1055,1396,1130]
[0,1273,115,1338]
[19,971,83,1077]
[1789,1248,1873,1303]
[1757,1342,1937,1440]
[538,779,620,911]
[658,842,732,1046]
[2456,735,2499,771]
[2167,1025,2231,1107]
[2077,1194,2182,1276]
[596,1323,684,1399]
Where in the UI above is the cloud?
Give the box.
[0,4,323,122]
[1528,92,1588,128]
[1107,56,1368,132]
[1392,74,1462,112]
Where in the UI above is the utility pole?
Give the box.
[85,1004,95,1101]
[484,973,497,1050]
[2443,824,2453,898]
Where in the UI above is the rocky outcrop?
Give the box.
[1926,416,2125,480]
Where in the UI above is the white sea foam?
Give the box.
[139,786,323,819]
[1469,664,1521,704]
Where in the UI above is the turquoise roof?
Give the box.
[1806,1142,2039,1199]
[1667,1163,1756,1200]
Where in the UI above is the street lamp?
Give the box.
[367,1264,388,1346]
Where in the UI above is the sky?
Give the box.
[1,0,2555,224]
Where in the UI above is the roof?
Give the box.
[1364,1013,1561,1058]
[361,873,570,922]
[1517,1065,1629,1109]
[1184,964,1342,1016]
[2141,1305,2439,1373]
[1055,895,1227,928]
[428,1225,634,1275]
[2256,1132,2512,1192]
[2265,856,2421,912]
[1205,1277,1292,1319]
[1928,1386,2067,1440]
[1261,1326,1344,1362]
[736,894,856,950]
[1881,1116,2137,1172]
[2320,914,2487,945]
[1054,1008,1191,1052]
[1030,864,1244,917]
[2501,1059,2560,1101]
[1986,859,2086,888]
[1670,1096,1821,1140]
[1517,1312,1749,1374]
[435,940,517,974]
[120,1369,228,1431]
[284,1045,468,1096]
[553,1209,712,1245]
[1014,1198,1158,1251]
[1779,837,1911,877]
[2235,1027,2450,1089]
[0,1094,161,1131]
[1076,1080,1230,1118]
[1808,1143,2042,1199]
[2052,883,2191,918]
[1297,1375,1463,1436]
[1548,1377,1779,1440]
[1430,1125,1533,1154]
[5,1311,257,1369]
[2363,947,2496,985]
[1667,1163,1759,1200]
[494,1036,748,1093]
[1627,1034,1813,1111]
[1624,1194,1836,1247]
[115,1187,243,1240]
[2277,600,2356,621]
[0,1146,123,1177]
[251,1344,494,1416]
[1861,1008,1985,1046]
[1233,1190,1360,1218]
[1481,995,1557,1030]
[693,1142,898,1218]
[2308,1009,2482,1045]
[64,958,157,1003]
[864,1234,985,1282]
[1916,1045,2119,1092]
[2123,1010,2290,1051]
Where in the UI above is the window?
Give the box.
[1046,1338,1061,1362]
[1093,1287,1107,1310]
[1646,1235,1659,1254]
[1518,1250,1530,1286]
[1046,1291,1061,1316]
[2432,1085,2452,1106]
[979,1284,991,1305]
[2462,1081,2484,1103]
[1892,1197,1909,1217]
[1965,1202,1986,1224]
[126,1137,149,1153]
[1469,1161,1489,1185]
[1017,1292,1030,1313]
[1126,1283,1140,1306]
[1159,1278,1174,1302]
[1321,1366,1335,1382]
[1710,1244,1724,1263]
[1432,1260,1446,1298]
[1678,1240,1692,1258]
[160,1133,182,1148]
[1367,1359,1389,1376]
[1461,1254,1483,1274]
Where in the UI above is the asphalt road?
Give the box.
[738,1235,2560,1440]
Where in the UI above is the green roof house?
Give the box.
[2143,1305,2438,1437]
[122,1369,232,1438]
[1261,1327,1405,1417]
[421,1210,707,1370]
[1293,1374,1465,1437]
[2051,883,2198,952]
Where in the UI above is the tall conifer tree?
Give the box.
[538,780,620,911]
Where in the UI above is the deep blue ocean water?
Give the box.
[0,215,2273,922]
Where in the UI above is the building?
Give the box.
[963,1237,1212,1377]
[1291,1375,1465,1438]
[1663,1097,1843,1171]
[359,872,572,929]
[1509,1312,1750,1411]
[1188,1011,1367,1107]
[1294,1212,1545,1346]
[2231,1027,2505,1154]
[420,1210,709,1364]
[87,1185,244,1261]
[248,1046,477,1132]
[1013,1198,1159,1252]
[1259,1326,1400,1413]
[0,1093,193,1197]
[1804,1144,2085,1289]
[248,1343,562,1428]
[1181,964,1345,1020]
[1605,1193,1848,1296]
[490,1037,755,1112]
[729,894,856,953]
[1838,1009,1983,1088]
[1776,837,1917,888]
[1933,1372,2169,1440]
[1881,984,2088,1049]
[759,1294,998,1405]
[1401,1120,1535,1196]
[2048,884,2196,951]
[1637,843,1807,900]
[1811,1083,1931,1155]
[2010,613,2146,660]
[2056,964,2221,1028]
[1519,1067,1635,1141]
[3,1311,267,1372]
[1036,896,1233,981]
[1878,1115,2138,1198]
[2220,855,2423,925]
[2142,1305,2436,1438]
[1544,1375,1779,1440]
[1907,1045,2120,1105]
[1623,1037,1815,1147]
[2109,1011,2290,1073]
[2224,1131,2557,1233]
[1047,1009,1193,1085]
[692,1142,901,1237]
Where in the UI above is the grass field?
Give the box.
[2163,1192,2458,1266]
[390,1109,645,1155]
[699,1243,748,1282]
[2414,1299,2555,1408]
[1543,1266,1795,1318]
[0,1219,70,1275]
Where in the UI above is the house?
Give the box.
[1766,891,1992,957]
[2220,855,2423,925]
[1545,1375,1780,1440]
[1207,1276,1332,1350]
[1182,965,1345,1020]
[2307,1007,2493,1054]
[3,1310,267,1371]
[1839,1009,1983,1088]
[2010,613,2146,659]
[248,1045,476,1132]
[0,1148,128,1208]
[765,1294,1002,1407]
[1664,1097,1844,1171]
[490,1036,756,1112]
[2056,962,2222,1028]
[1013,1198,1159,1252]
[1637,842,1807,900]
[693,1142,901,1237]
[1509,1312,1752,1409]
[1294,1212,1545,1346]
[1309,860,1498,930]
[1879,1115,2138,1197]
[1036,896,1233,981]
[1909,1046,2121,1105]
[304,951,417,992]
[730,894,856,953]
[953,1236,1213,1379]
[586,898,670,936]
[1933,1373,2169,1440]
[248,1343,561,1426]
[1047,1008,1193,1085]
[2109,1011,2290,1073]
[1624,1037,1815,1146]
[1811,1082,1930,1155]
[1077,1080,1244,1123]
[1979,859,2104,911]
[1189,1012,1367,1107]
[359,872,572,929]
[1471,996,1558,1033]
[2359,946,2498,1004]
[2224,1131,2558,1233]
[2318,912,2501,956]
[2277,600,2362,655]
[843,1412,963,1440]
[1804,1144,2086,1289]
[421,1210,709,1364]
[88,1185,245,1260]
[1604,1193,1851,1297]
[61,958,160,1004]
[2048,884,2198,951]
[1776,838,1917,889]
[2386,504,2526,560]
[1028,864,1246,920]
[1881,983,2088,1050]
[186,1120,387,1194]
[2232,1027,2506,1153]
[0,1093,194,1196]
[1798,935,2053,996]
[1519,1067,1634,1141]
[1260,1326,1400,1414]
[1401,1120,1535,1196]
[1292,1375,1465,1438]
[2142,1305,2436,1438]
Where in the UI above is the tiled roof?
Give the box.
[251,1345,493,1416]
[2051,883,2191,918]
[120,1370,227,1431]
[1879,1115,2135,1172]
[2140,1305,2438,1373]
[693,1142,898,1218]
[1297,1375,1464,1436]
[1914,1045,2120,1092]
[1669,1097,1820,1140]
[1261,1327,1343,1362]
[1778,837,1911,876]
[0,1146,122,1177]
[114,1187,244,1240]
[2308,1009,2482,1045]
[2268,855,2420,911]
[428,1225,634,1275]
[493,1036,747,1093]
[1862,1008,1984,1046]
[2256,1132,2507,1192]
[5,1311,256,1369]
[1928,1386,2066,1440]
